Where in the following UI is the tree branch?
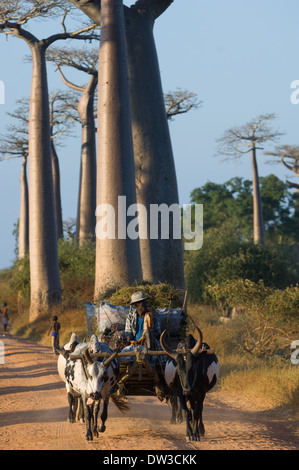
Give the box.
[54,63,85,92]
[0,21,38,47]
[148,0,174,19]
[44,23,99,47]
[67,0,102,25]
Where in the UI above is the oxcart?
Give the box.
[84,294,188,398]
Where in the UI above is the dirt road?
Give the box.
[0,335,298,451]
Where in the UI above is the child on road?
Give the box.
[48,315,61,355]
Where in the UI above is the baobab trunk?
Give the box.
[51,140,63,239]
[76,75,97,245]
[68,0,185,288]
[18,156,29,259]
[251,145,265,247]
[29,43,62,319]
[125,7,185,287]
[95,0,142,297]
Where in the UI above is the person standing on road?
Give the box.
[48,315,61,355]
[1,302,9,333]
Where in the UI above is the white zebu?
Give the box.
[57,333,82,423]
[58,334,120,441]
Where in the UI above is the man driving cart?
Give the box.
[124,291,161,350]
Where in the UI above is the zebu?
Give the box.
[58,335,120,441]
[57,333,83,423]
[160,327,219,441]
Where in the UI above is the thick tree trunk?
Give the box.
[70,0,185,288]
[251,146,265,247]
[94,0,142,297]
[18,156,29,259]
[125,5,185,287]
[28,43,62,319]
[76,75,97,245]
[51,140,63,239]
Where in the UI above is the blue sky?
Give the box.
[0,0,299,269]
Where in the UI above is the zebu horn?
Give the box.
[84,348,94,365]
[190,326,203,356]
[103,351,118,368]
[56,347,65,356]
[160,330,178,361]
[69,354,82,361]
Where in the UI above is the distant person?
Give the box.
[48,315,61,355]
[1,302,9,333]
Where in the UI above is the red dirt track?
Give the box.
[0,335,298,451]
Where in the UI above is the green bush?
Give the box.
[11,255,30,304]
[10,239,96,307]
[185,224,298,304]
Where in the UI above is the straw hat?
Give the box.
[130,291,148,305]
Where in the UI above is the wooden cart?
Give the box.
[115,348,168,397]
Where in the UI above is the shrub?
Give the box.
[101,282,186,309]
[205,280,299,357]
[185,224,298,304]
[10,239,96,308]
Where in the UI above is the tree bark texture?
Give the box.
[125,4,185,288]
[95,0,142,297]
[28,43,62,319]
[251,146,265,247]
[76,75,97,245]
[51,140,64,239]
[18,156,29,259]
[70,0,185,289]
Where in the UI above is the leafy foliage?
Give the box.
[11,239,96,306]
[185,223,298,304]
[190,175,298,243]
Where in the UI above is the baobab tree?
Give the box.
[68,0,186,289]
[49,90,81,239]
[217,113,283,247]
[0,100,29,259]
[94,0,142,296]
[47,46,99,245]
[0,1,98,319]
[165,89,201,121]
[1,93,78,246]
